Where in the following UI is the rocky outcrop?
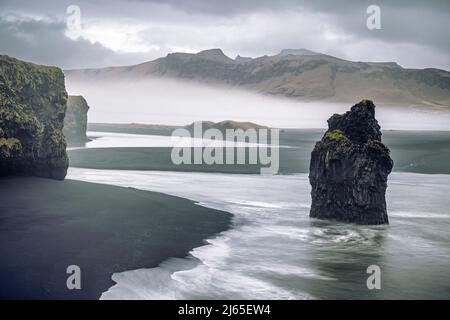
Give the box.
[0,55,68,180]
[63,95,89,146]
[309,100,393,224]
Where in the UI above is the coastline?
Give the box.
[0,176,232,299]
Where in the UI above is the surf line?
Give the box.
[170,121,280,174]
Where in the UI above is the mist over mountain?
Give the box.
[65,48,450,109]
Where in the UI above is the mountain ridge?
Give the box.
[65,48,450,109]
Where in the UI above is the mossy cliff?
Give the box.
[0,55,68,180]
[309,100,393,224]
[64,95,89,146]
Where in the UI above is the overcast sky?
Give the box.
[0,0,449,70]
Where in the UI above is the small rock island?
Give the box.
[309,100,393,224]
[63,95,90,146]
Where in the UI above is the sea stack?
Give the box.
[63,95,90,146]
[309,100,393,224]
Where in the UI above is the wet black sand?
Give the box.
[0,177,231,299]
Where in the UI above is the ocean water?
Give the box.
[67,168,450,299]
[68,131,286,150]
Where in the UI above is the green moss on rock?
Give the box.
[0,55,68,180]
[325,129,346,142]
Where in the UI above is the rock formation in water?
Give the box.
[64,95,89,146]
[309,100,393,224]
[0,55,68,180]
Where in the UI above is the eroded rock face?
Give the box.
[0,55,68,180]
[64,95,89,146]
[309,100,393,224]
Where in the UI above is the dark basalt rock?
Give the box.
[309,100,393,224]
[63,95,90,146]
[0,55,68,180]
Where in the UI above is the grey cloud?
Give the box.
[0,16,150,69]
[312,1,450,54]
[132,0,450,56]
[131,0,449,18]
[0,0,448,70]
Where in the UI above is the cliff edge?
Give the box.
[309,100,393,224]
[0,55,68,180]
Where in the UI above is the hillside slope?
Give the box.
[65,49,450,109]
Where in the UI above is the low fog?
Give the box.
[65,77,450,131]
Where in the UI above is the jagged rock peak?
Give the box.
[327,99,382,144]
[195,48,234,62]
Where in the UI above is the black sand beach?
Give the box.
[0,177,232,299]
